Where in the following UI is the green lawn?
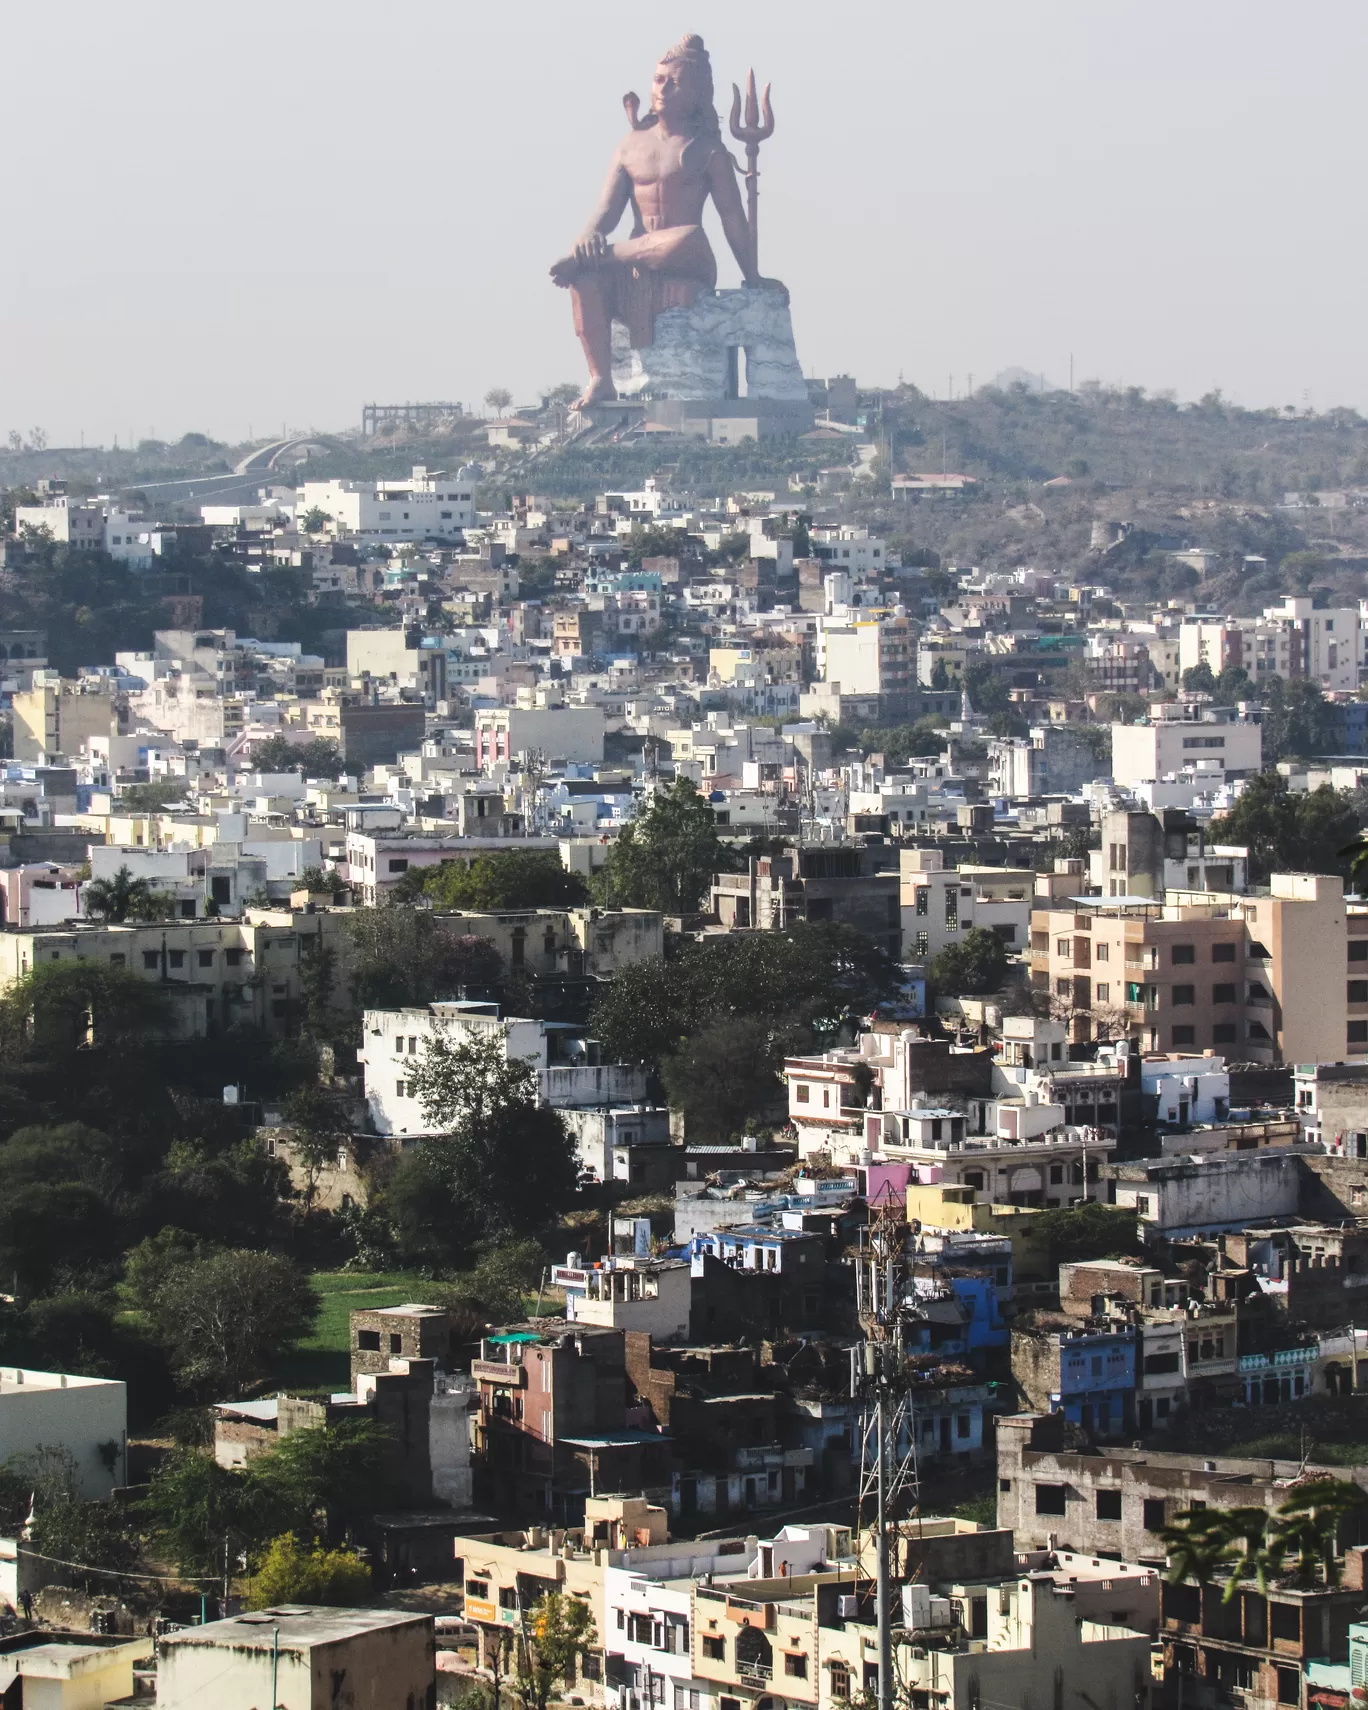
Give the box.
[272,1271,447,1396]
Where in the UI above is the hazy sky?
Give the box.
[5,0,1365,447]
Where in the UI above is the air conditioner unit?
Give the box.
[838,1595,858,1619]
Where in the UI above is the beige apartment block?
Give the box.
[1031,875,1353,1062]
[12,677,125,762]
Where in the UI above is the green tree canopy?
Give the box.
[249,734,345,778]
[593,778,725,913]
[1206,773,1360,883]
[133,1248,319,1398]
[398,850,589,911]
[245,1533,371,1610]
[926,927,1009,997]
[345,908,505,1011]
[83,865,173,923]
[0,961,170,1058]
[590,921,899,1069]
[388,1029,578,1270]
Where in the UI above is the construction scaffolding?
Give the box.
[360,402,465,439]
[851,1190,925,1710]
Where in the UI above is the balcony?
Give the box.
[737,1662,773,1685]
[472,1360,527,1385]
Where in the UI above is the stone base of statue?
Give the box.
[598,284,814,440]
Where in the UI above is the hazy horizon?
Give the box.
[4,0,1365,447]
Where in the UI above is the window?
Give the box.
[1096,1489,1122,1521]
[198,949,214,968]
[1277,1668,1301,1705]
[1172,985,1195,1005]
[1050,1165,1063,1184]
[1171,944,1195,964]
[830,1664,851,1701]
[702,1636,726,1661]
[1350,1022,1368,1046]
[499,1587,518,1610]
[142,951,158,970]
[168,950,185,969]
[1057,938,1071,957]
[1213,983,1236,1004]
[1172,1026,1195,1046]
[1097,983,1110,1002]
[1144,1498,1167,1531]
[1270,1604,1300,1643]
[785,1655,808,1679]
[1350,982,1368,1003]
[388,858,409,873]
[914,932,929,957]
[945,891,958,928]
[357,1329,381,1351]
[1145,1352,1180,1375]
[1212,942,1236,962]
[1351,940,1368,963]
[226,948,244,967]
[956,1414,971,1438]
[1035,1483,1067,1516]
[1095,942,1109,962]
[396,1081,407,1098]
[796,1084,810,1103]
[915,888,929,916]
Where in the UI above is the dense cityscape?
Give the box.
[7,13,1368,1710]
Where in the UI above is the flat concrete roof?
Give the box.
[164,1606,430,1652]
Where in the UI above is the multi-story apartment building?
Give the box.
[296,466,476,541]
[1030,875,1351,1060]
[11,676,126,763]
[899,847,1032,962]
[1179,597,1362,691]
[1110,702,1262,787]
[1089,807,1248,899]
[0,908,342,1039]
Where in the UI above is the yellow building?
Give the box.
[12,678,124,763]
[905,1184,1053,1281]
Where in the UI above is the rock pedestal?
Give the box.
[610,284,811,408]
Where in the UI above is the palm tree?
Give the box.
[84,865,159,924]
[1159,1509,1233,1596]
[1213,1506,1276,1604]
[1338,832,1368,898]
[1268,1479,1368,1589]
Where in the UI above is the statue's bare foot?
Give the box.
[574,378,617,409]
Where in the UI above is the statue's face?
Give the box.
[651,57,702,125]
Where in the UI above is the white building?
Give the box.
[553,1255,692,1340]
[297,466,475,541]
[1179,599,1362,692]
[1110,703,1262,787]
[0,1367,126,1498]
[810,525,887,576]
[359,1003,648,1136]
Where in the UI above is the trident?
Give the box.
[729,69,774,277]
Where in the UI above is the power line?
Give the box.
[16,1544,222,1585]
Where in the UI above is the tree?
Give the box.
[252,1419,393,1541]
[517,1592,597,1710]
[138,1249,319,1397]
[926,927,1009,997]
[485,388,513,417]
[0,961,169,1058]
[249,734,345,779]
[594,778,725,913]
[346,908,505,1012]
[83,864,169,924]
[142,1449,266,1578]
[1181,662,1217,694]
[658,1016,791,1144]
[300,507,330,533]
[1207,774,1360,883]
[590,922,898,1069]
[1261,676,1337,761]
[1031,1203,1141,1267]
[390,1030,578,1269]
[411,851,589,912]
[281,1084,354,1207]
[245,1533,371,1609]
